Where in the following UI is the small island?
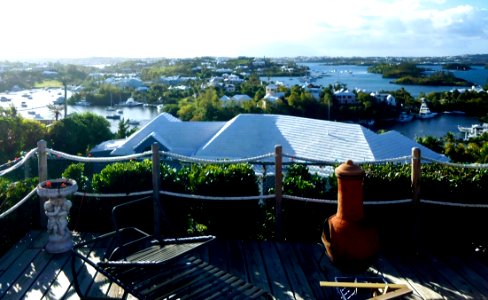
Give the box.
[368,62,473,86]
[442,63,471,71]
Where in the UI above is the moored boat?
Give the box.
[418,99,437,119]
[458,123,488,140]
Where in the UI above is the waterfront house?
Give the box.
[370,92,397,106]
[333,89,357,104]
[91,113,447,163]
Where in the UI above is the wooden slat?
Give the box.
[373,255,423,300]
[0,230,41,272]
[23,251,71,299]
[0,248,40,298]
[241,240,272,294]
[275,241,314,300]
[3,248,51,300]
[292,242,329,299]
[259,241,294,299]
[3,230,488,300]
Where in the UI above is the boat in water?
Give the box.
[418,99,437,119]
[458,123,488,140]
[120,97,143,107]
[397,111,414,123]
[106,114,121,120]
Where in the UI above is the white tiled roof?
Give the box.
[110,113,226,156]
[104,113,447,163]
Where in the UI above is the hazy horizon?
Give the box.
[1,0,487,61]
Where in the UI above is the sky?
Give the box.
[0,0,487,60]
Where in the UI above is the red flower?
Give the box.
[61,182,67,188]
[45,181,52,188]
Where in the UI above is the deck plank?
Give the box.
[259,241,294,299]
[0,230,42,273]
[0,248,40,298]
[2,230,488,300]
[240,240,272,294]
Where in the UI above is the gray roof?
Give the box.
[109,113,226,156]
[98,113,447,163]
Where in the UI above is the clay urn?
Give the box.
[321,160,379,272]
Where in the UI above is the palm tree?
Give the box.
[47,104,63,121]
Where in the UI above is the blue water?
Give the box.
[378,114,480,140]
[262,63,488,97]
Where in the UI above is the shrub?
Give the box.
[91,159,153,193]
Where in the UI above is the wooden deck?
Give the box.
[1,230,488,299]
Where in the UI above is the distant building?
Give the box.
[334,89,356,104]
[371,92,397,106]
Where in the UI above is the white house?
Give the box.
[334,89,356,104]
[371,92,397,106]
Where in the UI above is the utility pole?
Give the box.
[63,81,67,118]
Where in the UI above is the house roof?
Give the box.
[96,113,447,163]
[109,113,226,156]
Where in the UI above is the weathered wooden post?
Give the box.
[275,145,283,240]
[411,147,421,254]
[37,140,48,227]
[152,143,162,236]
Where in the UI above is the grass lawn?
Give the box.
[34,80,63,88]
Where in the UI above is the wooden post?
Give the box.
[411,147,421,254]
[275,145,283,240]
[152,143,162,236]
[37,140,48,227]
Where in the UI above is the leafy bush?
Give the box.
[0,177,39,255]
[363,163,412,200]
[91,159,153,193]
[62,163,89,191]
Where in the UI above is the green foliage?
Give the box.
[0,177,38,213]
[0,177,39,255]
[189,163,259,196]
[92,159,153,193]
[362,163,411,200]
[421,164,488,203]
[47,112,113,155]
[0,114,46,163]
[62,163,89,191]
[282,164,336,198]
[368,63,424,78]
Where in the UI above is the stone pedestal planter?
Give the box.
[322,160,379,272]
[37,178,77,254]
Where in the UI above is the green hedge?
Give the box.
[2,160,486,255]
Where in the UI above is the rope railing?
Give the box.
[420,199,488,208]
[0,187,38,219]
[422,157,488,169]
[283,194,413,205]
[159,151,276,164]
[0,148,37,177]
[47,148,153,163]
[281,153,412,166]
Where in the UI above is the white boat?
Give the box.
[21,101,27,107]
[74,99,91,106]
[458,123,488,140]
[0,96,11,102]
[418,99,437,119]
[397,112,413,123]
[121,97,143,107]
[106,106,116,111]
[127,119,140,126]
[53,97,65,105]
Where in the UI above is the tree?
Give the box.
[116,118,137,139]
[47,112,113,155]
[0,115,46,163]
[46,104,63,121]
